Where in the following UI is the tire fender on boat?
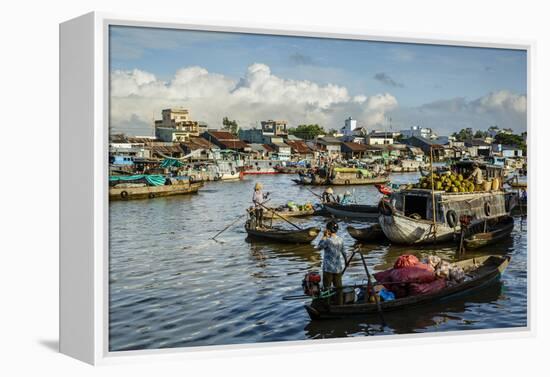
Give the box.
[446,209,458,227]
[120,191,128,199]
[148,192,155,199]
[484,202,491,217]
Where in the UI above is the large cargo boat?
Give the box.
[378,188,518,244]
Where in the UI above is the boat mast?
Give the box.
[430,145,437,243]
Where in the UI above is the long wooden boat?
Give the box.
[347,224,386,242]
[324,202,379,219]
[265,208,316,218]
[110,181,203,201]
[329,175,389,186]
[245,223,321,243]
[464,216,515,249]
[305,255,510,320]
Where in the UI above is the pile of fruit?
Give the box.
[286,201,314,211]
[411,172,477,193]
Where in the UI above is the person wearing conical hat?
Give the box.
[322,187,336,204]
[252,182,269,228]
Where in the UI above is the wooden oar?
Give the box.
[211,213,247,240]
[212,199,271,240]
[305,187,322,199]
[359,252,386,327]
[258,202,302,230]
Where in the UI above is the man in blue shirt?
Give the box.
[317,220,347,305]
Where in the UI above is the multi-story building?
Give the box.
[341,116,357,136]
[400,126,433,140]
[261,120,288,138]
[154,108,200,142]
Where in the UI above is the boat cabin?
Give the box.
[451,160,504,180]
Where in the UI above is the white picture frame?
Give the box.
[59,11,534,365]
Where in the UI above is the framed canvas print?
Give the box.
[60,12,532,365]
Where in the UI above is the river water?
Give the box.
[109,173,528,351]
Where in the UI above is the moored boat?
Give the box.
[264,208,316,218]
[244,222,321,243]
[346,224,386,242]
[305,255,510,320]
[463,216,515,249]
[324,202,379,219]
[110,177,203,201]
[378,188,518,245]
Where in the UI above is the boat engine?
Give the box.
[302,272,321,296]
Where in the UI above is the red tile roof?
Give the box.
[285,140,312,154]
[342,142,369,152]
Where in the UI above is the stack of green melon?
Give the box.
[412,172,476,193]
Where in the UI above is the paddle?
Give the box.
[211,213,247,241]
[305,187,322,199]
[257,202,302,230]
[212,199,271,240]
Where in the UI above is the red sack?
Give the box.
[373,269,393,283]
[394,255,420,269]
[409,278,447,296]
[389,266,436,284]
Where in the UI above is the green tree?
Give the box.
[288,124,325,140]
[452,128,474,141]
[474,130,488,139]
[494,133,527,155]
[222,117,239,135]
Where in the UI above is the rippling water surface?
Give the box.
[109,173,528,351]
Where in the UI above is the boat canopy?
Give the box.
[160,158,185,168]
[109,174,166,186]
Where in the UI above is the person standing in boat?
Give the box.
[468,162,485,189]
[252,182,269,228]
[317,220,347,305]
[321,187,337,204]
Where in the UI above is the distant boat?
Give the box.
[243,160,280,174]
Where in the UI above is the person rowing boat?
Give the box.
[252,182,270,228]
[317,220,347,305]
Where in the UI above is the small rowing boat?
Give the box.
[245,222,321,243]
[324,202,379,219]
[305,255,510,320]
[347,224,386,242]
[464,216,515,249]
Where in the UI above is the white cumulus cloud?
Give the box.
[110,63,398,134]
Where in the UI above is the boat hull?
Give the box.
[110,182,203,201]
[245,225,321,243]
[305,255,510,320]
[464,216,515,249]
[329,176,389,185]
[378,213,455,245]
[346,224,386,242]
[324,203,379,219]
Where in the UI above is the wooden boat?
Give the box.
[265,208,316,218]
[305,255,510,320]
[329,174,389,186]
[110,181,203,201]
[324,202,379,219]
[379,188,515,245]
[245,222,321,243]
[464,216,515,249]
[346,224,386,242]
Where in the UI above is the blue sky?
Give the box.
[109,25,527,135]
